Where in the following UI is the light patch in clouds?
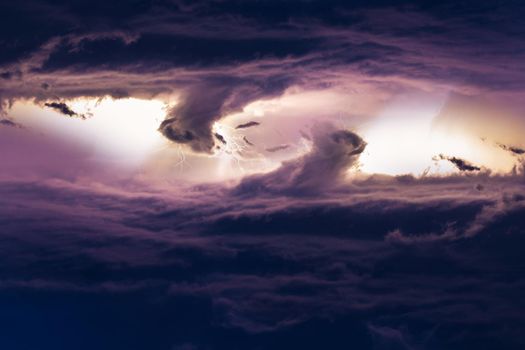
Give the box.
[10,97,168,166]
[359,93,448,175]
[5,90,525,183]
[359,93,521,176]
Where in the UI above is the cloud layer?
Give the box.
[2,0,525,154]
[2,1,525,349]
[1,174,524,349]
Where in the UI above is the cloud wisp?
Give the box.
[44,101,87,119]
[436,154,482,172]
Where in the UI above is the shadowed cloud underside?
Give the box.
[1,1,525,349]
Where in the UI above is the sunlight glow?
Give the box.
[359,94,518,176]
[359,94,450,175]
[11,97,168,166]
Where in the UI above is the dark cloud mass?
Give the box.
[38,34,320,72]
[1,1,525,349]
[159,77,291,152]
[1,176,525,349]
[0,119,20,128]
[236,121,261,129]
[1,0,525,149]
[159,117,196,144]
[44,102,86,119]
[499,143,525,156]
[437,154,481,172]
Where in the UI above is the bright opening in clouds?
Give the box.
[10,97,167,166]
[359,93,448,175]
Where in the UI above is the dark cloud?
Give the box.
[0,119,21,128]
[44,101,86,119]
[0,70,21,80]
[437,154,481,172]
[38,34,321,72]
[214,132,227,145]
[1,176,525,349]
[265,144,290,153]
[498,143,525,156]
[0,1,523,161]
[158,117,195,144]
[236,121,260,129]
[1,0,524,115]
[159,76,292,152]
[2,1,525,349]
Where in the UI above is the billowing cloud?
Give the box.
[236,123,366,195]
[1,1,525,349]
[159,77,291,152]
[2,0,525,159]
[1,173,524,348]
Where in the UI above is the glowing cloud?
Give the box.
[10,97,168,166]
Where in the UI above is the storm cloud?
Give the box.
[2,0,525,153]
[159,77,291,152]
[1,173,524,349]
[1,1,525,349]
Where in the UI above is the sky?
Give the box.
[1,1,525,349]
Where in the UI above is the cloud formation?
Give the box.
[499,143,525,156]
[44,101,87,119]
[158,77,291,152]
[236,121,260,129]
[265,144,290,153]
[1,1,525,349]
[437,154,481,172]
[237,123,366,195]
[1,173,524,349]
[2,0,525,157]
[0,119,20,128]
